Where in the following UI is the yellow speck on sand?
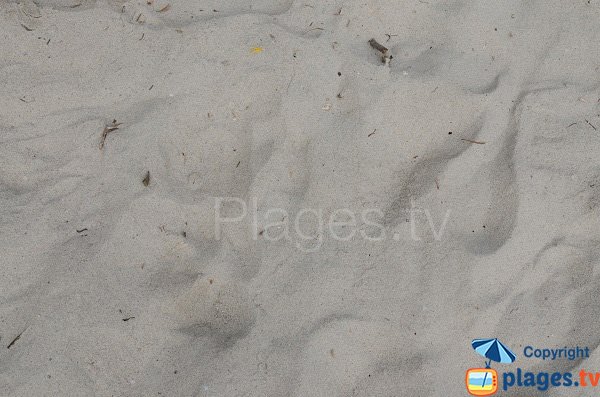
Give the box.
[251,47,263,54]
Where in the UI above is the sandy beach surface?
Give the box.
[2,0,600,396]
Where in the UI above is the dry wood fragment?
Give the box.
[368,39,392,64]
[460,138,486,144]
[99,120,122,150]
[368,38,388,54]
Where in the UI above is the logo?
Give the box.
[466,368,497,396]
[466,339,599,393]
[466,338,516,396]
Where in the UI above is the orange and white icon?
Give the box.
[466,368,498,396]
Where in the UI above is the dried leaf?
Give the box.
[142,171,150,187]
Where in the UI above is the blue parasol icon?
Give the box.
[472,338,516,366]
[471,338,516,388]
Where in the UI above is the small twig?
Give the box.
[460,138,486,144]
[585,119,597,131]
[7,328,26,349]
[384,34,398,42]
[567,122,577,128]
[236,161,241,168]
[76,228,88,233]
[368,129,376,137]
[122,317,135,322]
[434,178,439,190]
[286,69,296,93]
[99,120,122,150]
[304,27,324,34]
